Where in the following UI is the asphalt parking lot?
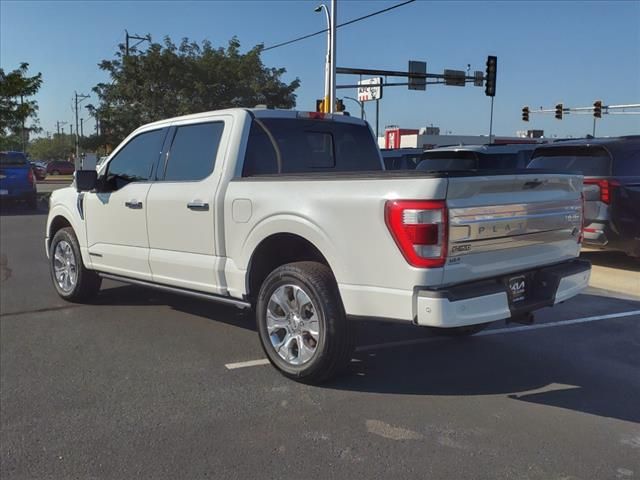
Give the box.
[1,204,639,480]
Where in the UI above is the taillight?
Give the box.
[27,168,35,186]
[385,200,447,268]
[584,179,610,204]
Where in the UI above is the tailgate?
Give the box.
[443,173,583,285]
[0,166,29,189]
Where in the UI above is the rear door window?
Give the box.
[163,122,224,181]
[528,146,612,177]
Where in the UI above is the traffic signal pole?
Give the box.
[489,97,495,144]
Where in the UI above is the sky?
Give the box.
[1,0,639,139]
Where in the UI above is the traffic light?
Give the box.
[522,106,530,122]
[336,99,345,112]
[485,55,497,97]
[593,100,602,118]
[555,103,563,120]
[316,99,325,113]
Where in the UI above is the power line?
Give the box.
[262,0,416,52]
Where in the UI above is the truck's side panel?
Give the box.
[224,177,448,318]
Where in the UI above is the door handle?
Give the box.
[125,200,143,209]
[187,201,209,211]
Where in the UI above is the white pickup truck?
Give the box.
[46,108,590,383]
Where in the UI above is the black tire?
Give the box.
[49,227,102,302]
[427,322,490,337]
[256,261,354,384]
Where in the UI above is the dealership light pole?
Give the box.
[329,0,337,113]
[314,4,331,113]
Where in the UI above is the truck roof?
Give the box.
[139,108,368,131]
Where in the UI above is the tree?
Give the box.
[0,63,43,151]
[93,36,300,147]
[28,134,74,161]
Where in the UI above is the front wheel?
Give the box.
[49,227,102,302]
[256,261,354,384]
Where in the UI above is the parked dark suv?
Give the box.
[417,143,540,171]
[528,137,640,257]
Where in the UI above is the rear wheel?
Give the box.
[256,261,354,384]
[49,227,101,302]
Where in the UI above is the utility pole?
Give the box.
[80,118,84,137]
[56,120,67,135]
[125,30,151,57]
[74,92,90,168]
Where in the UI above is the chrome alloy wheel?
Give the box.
[266,284,320,366]
[53,240,77,293]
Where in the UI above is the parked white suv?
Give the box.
[46,108,590,383]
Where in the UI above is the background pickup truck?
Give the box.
[46,108,590,383]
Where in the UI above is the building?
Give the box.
[379,126,544,150]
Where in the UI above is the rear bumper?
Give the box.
[0,186,36,200]
[415,259,591,327]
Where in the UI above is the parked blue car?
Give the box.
[0,151,37,209]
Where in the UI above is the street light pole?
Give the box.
[314,4,331,113]
[329,0,337,113]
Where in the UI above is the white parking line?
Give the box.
[224,309,640,370]
[225,358,271,370]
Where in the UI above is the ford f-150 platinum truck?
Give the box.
[46,108,591,383]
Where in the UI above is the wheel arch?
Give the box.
[246,232,336,302]
[46,202,90,266]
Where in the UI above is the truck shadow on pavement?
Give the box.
[95,284,639,423]
[94,284,256,332]
[330,295,640,424]
[581,250,640,272]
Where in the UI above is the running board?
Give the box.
[98,273,252,309]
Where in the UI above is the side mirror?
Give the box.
[75,170,98,192]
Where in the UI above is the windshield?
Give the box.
[528,146,612,176]
[0,152,28,166]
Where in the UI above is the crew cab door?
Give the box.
[146,118,230,294]
[84,128,167,280]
